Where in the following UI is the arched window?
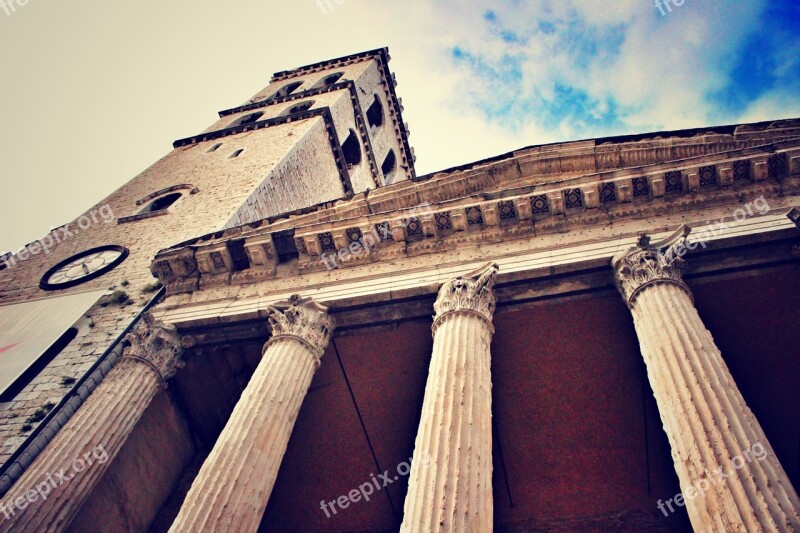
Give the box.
[367,95,384,130]
[381,150,397,183]
[271,81,303,99]
[341,130,362,168]
[283,101,315,116]
[208,143,222,153]
[231,112,263,128]
[139,192,182,214]
[315,72,344,88]
[230,149,244,159]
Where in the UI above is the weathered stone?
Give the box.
[167,296,332,532]
[0,316,181,533]
[612,229,800,532]
[402,264,498,532]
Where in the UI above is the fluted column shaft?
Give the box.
[169,296,332,533]
[0,315,183,533]
[614,228,800,532]
[401,264,498,533]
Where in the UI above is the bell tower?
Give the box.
[0,48,414,488]
[175,47,416,228]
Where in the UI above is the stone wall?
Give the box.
[0,52,410,464]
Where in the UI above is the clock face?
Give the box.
[40,246,129,290]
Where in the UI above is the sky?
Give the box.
[1,0,798,253]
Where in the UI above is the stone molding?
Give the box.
[122,313,184,388]
[612,226,693,308]
[264,295,333,359]
[433,262,499,333]
[150,145,800,295]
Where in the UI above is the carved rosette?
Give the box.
[433,262,499,333]
[612,226,693,308]
[264,295,333,359]
[122,313,184,388]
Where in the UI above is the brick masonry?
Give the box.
[0,52,409,465]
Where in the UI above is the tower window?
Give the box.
[381,150,397,183]
[139,192,182,214]
[230,149,244,159]
[315,72,344,88]
[271,81,303,99]
[283,101,315,115]
[366,95,384,130]
[231,112,263,128]
[341,130,362,168]
[208,143,223,153]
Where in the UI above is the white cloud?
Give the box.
[0,0,795,253]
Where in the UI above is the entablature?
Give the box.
[153,212,800,347]
[150,144,800,298]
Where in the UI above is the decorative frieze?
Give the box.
[482,203,499,226]
[514,197,532,221]
[547,191,565,215]
[465,205,484,226]
[599,182,617,204]
[197,244,232,275]
[150,150,799,292]
[665,171,683,194]
[244,234,278,268]
[564,188,583,209]
[632,177,650,198]
[752,155,770,181]
[733,159,751,181]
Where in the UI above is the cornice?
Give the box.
[153,214,799,341]
[158,134,800,255]
[270,48,389,83]
[161,125,800,257]
[150,144,800,296]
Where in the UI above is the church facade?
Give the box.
[0,48,799,532]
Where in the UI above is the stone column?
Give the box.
[401,263,498,533]
[612,227,800,532]
[168,295,332,533]
[0,314,183,533]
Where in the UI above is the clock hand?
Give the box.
[81,262,90,274]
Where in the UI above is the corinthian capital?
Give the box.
[265,295,333,358]
[612,225,693,307]
[433,262,499,330]
[123,313,184,386]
